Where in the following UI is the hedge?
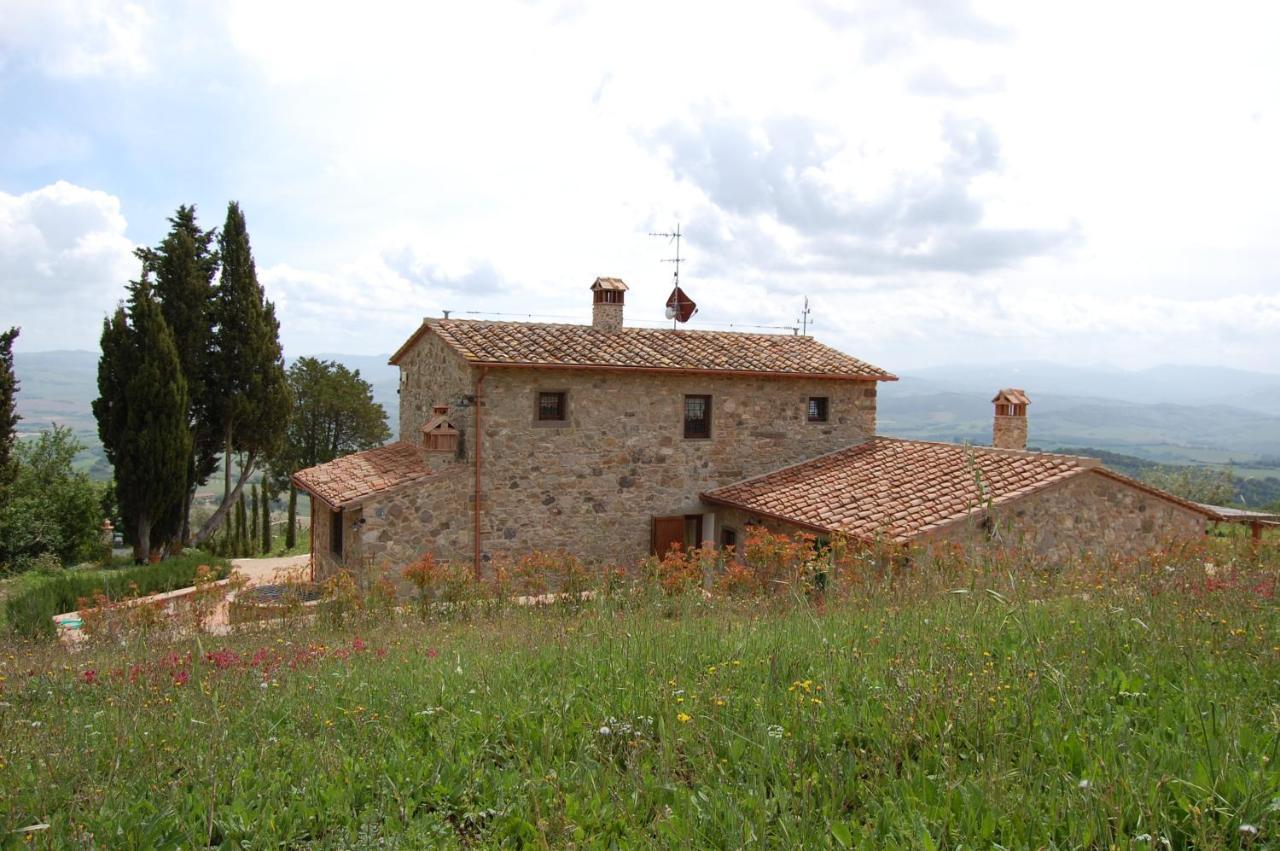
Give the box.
[4,551,231,639]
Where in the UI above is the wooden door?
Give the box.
[651,516,686,557]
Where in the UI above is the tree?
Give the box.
[135,206,220,548]
[192,202,290,546]
[0,426,104,570]
[268,357,391,547]
[93,276,192,563]
[261,481,273,553]
[250,483,260,554]
[234,491,248,556]
[0,326,19,490]
[1141,466,1237,506]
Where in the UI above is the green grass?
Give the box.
[1,545,1277,847]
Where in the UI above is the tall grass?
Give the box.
[0,537,1275,847]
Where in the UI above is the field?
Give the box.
[1,539,1277,847]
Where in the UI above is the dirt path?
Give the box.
[230,554,311,587]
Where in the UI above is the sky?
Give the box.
[1,0,1278,373]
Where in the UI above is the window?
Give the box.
[684,395,712,439]
[720,528,737,550]
[594,289,623,304]
[537,391,567,422]
[807,396,829,423]
[330,508,344,557]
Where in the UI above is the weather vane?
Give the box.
[649,223,697,327]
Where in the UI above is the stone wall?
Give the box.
[712,470,1206,569]
[918,470,1206,562]
[993,414,1028,451]
[476,368,877,566]
[311,497,339,579]
[397,329,477,449]
[355,467,474,583]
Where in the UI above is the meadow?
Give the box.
[1,536,1276,848]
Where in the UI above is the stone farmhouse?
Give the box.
[293,278,1215,580]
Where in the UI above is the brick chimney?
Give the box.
[590,277,627,331]
[992,389,1029,450]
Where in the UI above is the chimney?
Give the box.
[992,388,1029,450]
[590,277,627,331]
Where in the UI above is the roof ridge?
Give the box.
[875,435,1099,466]
[431,316,822,341]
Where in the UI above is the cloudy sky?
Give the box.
[2,0,1278,371]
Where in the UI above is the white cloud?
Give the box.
[0,181,136,349]
[0,0,153,78]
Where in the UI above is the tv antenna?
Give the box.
[798,296,812,336]
[649,223,686,329]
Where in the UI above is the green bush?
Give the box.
[3,550,230,638]
[0,426,106,571]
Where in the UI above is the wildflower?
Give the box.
[427,648,440,659]
[766,724,784,739]
[598,726,611,736]
[173,671,189,687]
[1239,824,1259,838]
[1078,779,1091,790]
[676,712,691,724]
[81,670,97,685]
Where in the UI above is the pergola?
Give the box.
[1199,503,1280,542]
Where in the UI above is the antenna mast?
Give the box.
[798,296,812,336]
[649,223,685,329]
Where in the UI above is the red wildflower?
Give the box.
[173,670,189,687]
[81,669,97,685]
[352,637,367,652]
[427,647,440,659]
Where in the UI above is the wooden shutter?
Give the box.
[651,516,686,557]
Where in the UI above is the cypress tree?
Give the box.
[136,206,220,549]
[193,202,290,546]
[0,327,19,490]
[249,484,260,554]
[92,276,191,563]
[261,483,273,554]
[285,488,297,549]
[234,491,247,557]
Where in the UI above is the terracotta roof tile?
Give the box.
[703,438,1104,542]
[390,318,896,380]
[292,442,432,508]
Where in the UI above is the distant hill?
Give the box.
[1052,447,1280,510]
[877,386,1280,465]
[895,361,1280,415]
[14,351,1280,481]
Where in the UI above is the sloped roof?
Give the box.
[292,442,433,508]
[390,318,896,380]
[993,388,1031,405]
[590,277,629,291]
[703,437,1215,543]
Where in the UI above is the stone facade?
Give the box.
[476,367,876,566]
[397,330,477,454]
[920,470,1206,562]
[311,466,475,583]
[714,470,1205,566]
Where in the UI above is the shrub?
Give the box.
[3,550,230,638]
[0,426,106,571]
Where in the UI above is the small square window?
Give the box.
[684,395,712,439]
[537,391,567,422]
[720,528,737,550]
[807,396,829,422]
